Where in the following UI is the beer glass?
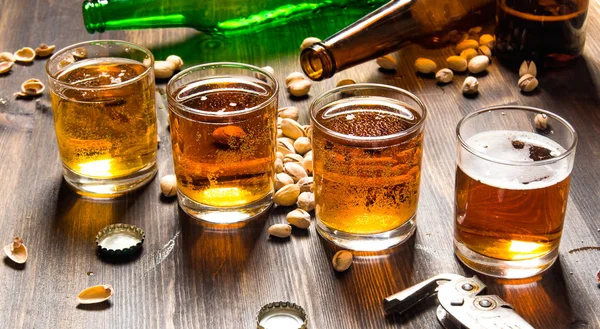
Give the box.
[46,40,157,198]
[454,106,577,278]
[310,84,427,251]
[166,63,278,224]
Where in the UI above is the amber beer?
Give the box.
[46,41,157,197]
[311,84,426,251]
[454,106,577,278]
[167,63,278,223]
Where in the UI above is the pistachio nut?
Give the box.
[445,56,467,73]
[534,113,548,130]
[467,55,490,74]
[72,47,88,59]
[212,125,246,148]
[297,192,315,212]
[277,139,296,156]
[275,172,294,190]
[462,76,479,95]
[414,58,437,74]
[275,158,284,173]
[302,156,313,176]
[468,26,483,35]
[277,129,283,138]
[376,55,396,71]
[518,74,538,93]
[455,39,479,53]
[285,72,305,88]
[289,79,312,97]
[332,250,353,272]
[519,61,537,78]
[276,152,284,161]
[160,175,177,197]
[277,106,300,120]
[3,237,27,264]
[459,48,478,62]
[478,45,492,58]
[283,153,303,164]
[281,118,305,139]
[297,176,314,193]
[284,162,307,182]
[336,79,355,87]
[300,37,321,50]
[267,224,292,238]
[154,60,177,79]
[293,137,311,155]
[166,55,184,70]
[286,208,311,229]
[479,34,495,48]
[273,183,301,206]
[34,43,55,57]
[435,68,454,84]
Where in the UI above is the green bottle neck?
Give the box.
[82,0,189,33]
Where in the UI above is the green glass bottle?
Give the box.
[82,0,388,35]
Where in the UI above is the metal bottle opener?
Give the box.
[383,274,535,329]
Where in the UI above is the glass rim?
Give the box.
[45,39,154,91]
[166,62,279,118]
[456,105,578,166]
[309,83,427,142]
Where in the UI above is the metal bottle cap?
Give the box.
[257,302,308,329]
[95,223,145,257]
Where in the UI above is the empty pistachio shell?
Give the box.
[297,192,315,212]
[281,118,305,139]
[284,162,308,182]
[0,52,16,62]
[3,237,27,264]
[519,61,537,77]
[462,76,479,95]
[468,55,490,74]
[34,43,55,57]
[277,106,299,120]
[456,39,479,53]
[414,58,437,74]
[21,78,45,94]
[273,183,301,206]
[534,114,548,130]
[435,68,454,84]
[154,60,177,79]
[275,172,294,190]
[300,37,321,50]
[376,55,396,70]
[479,34,495,48]
[268,224,292,238]
[285,72,305,88]
[14,47,35,63]
[297,176,314,193]
[160,174,177,197]
[0,61,14,74]
[460,48,478,62]
[286,208,311,229]
[77,284,113,304]
[289,79,311,97]
[332,250,353,272]
[293,137,311,155]
[165,55,183,70]
[518,74,538,92]
[446,56,467,72]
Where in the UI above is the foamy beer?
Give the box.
[454,106,577,279]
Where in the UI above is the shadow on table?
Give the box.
[49,178,151,243]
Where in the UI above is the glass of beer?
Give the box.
[166,63,278,224]
[310,84,427,251]
[454,106,577,278]
[46,40,157,198]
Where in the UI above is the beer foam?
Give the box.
[459,130,570,190]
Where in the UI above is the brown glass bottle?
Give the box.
[300,0,495,80]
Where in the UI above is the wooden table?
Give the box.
[1,1,599,328]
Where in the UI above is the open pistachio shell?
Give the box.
[21,78,45,95]
[3,237,27,264]
[0,52,16,62]
[0,61,13,74]
[35,44,56,57]
[77,284,113,304]
[14,47,35,63]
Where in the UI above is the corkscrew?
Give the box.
[383,274,535,329]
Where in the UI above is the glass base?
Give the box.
[316,215,416,251]
[454,240,558,279]
[177,191,273,226]
[62,162,157,198]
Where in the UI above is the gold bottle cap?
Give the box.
[95,223,145,258]
[257,302,308,329]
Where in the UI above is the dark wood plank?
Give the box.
[0,0,599,328]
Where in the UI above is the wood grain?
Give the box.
[0,0,599,328]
